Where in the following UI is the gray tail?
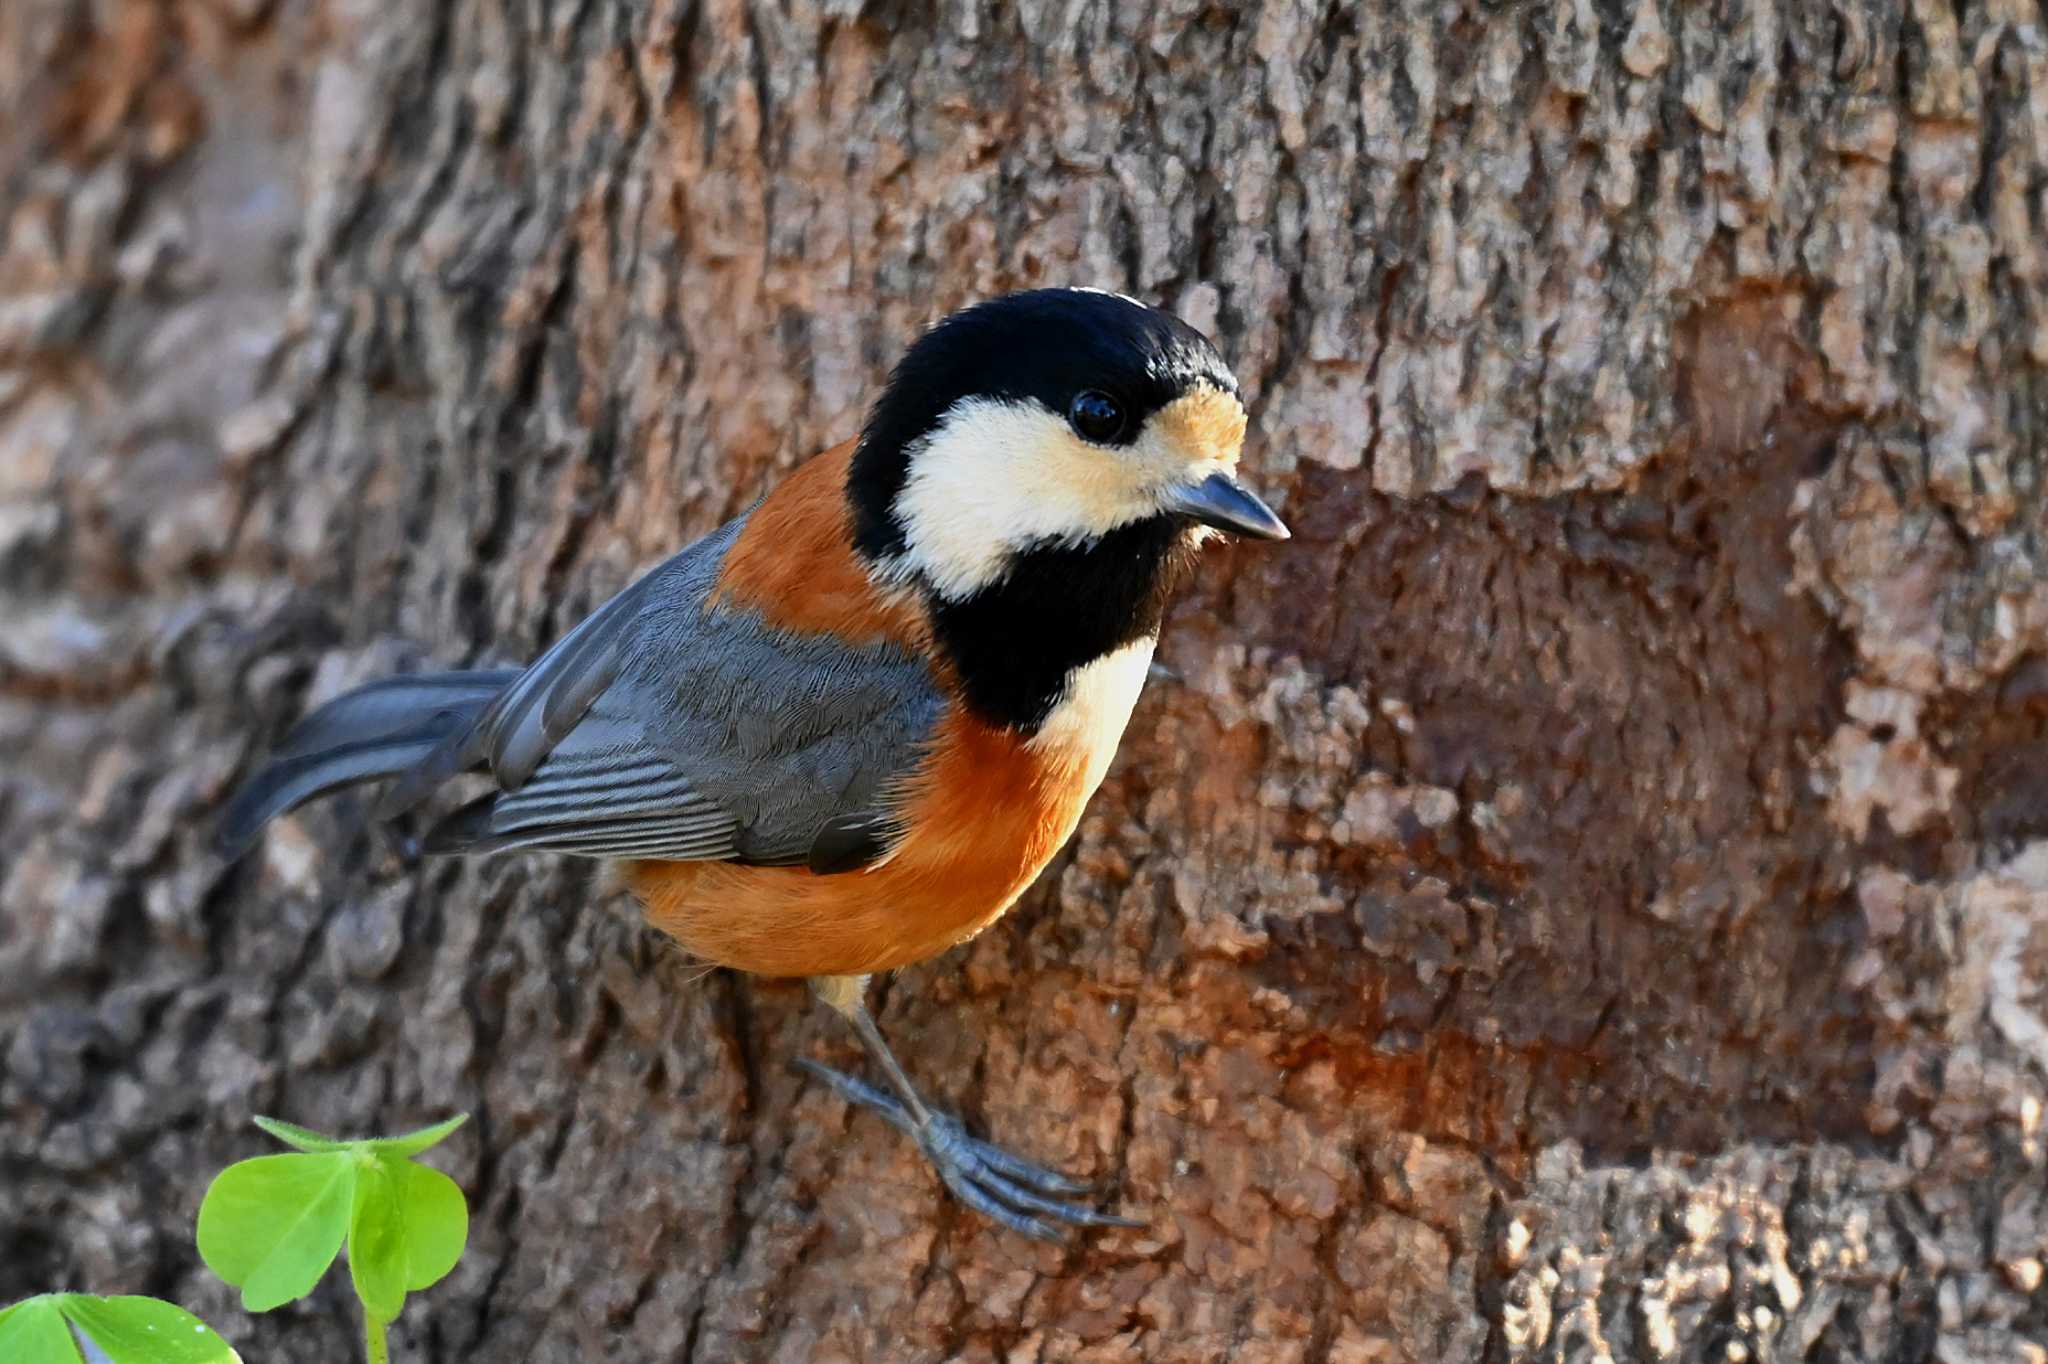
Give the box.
[214,669,520,858]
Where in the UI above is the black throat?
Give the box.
[923,516,1198,733]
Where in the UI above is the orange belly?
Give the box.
[625,705,1097,977]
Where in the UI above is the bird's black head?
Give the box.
[847,288,1288,730]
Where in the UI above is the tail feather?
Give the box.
[214,670,516,858]
[270,670,519,762]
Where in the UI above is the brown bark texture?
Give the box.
[5,0,2048,1360]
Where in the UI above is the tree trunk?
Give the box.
[5,0,2047,1359]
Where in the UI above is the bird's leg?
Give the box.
[798,974,1141,1240]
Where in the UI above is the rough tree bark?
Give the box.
[4,1,2047,1360]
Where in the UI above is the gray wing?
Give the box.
[409,515,942,866]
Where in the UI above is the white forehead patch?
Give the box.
[881,395,1237,599]
[1068,286,1150,309]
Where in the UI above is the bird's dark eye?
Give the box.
[1067,390,1126,443]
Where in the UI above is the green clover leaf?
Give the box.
[0,1297,80,1364]
[368,1114,468,1160]
[345,1148,471,1322]
[197,1151,356,1311]
[347,1157,408,1322]
[250,1116,352,1153]
[57,1295,239,1363]
[196,1112,471,1360]
[388,1158,468,1291]
[0,1295,237,1364]
[250,1113,465,1158]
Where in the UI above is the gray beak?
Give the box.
[1164,472,1291,541]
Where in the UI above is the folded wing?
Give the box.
[220,514,941,872]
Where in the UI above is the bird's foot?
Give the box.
[797,1059,1142,1241]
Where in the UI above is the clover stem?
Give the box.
[364,1308,390,1364]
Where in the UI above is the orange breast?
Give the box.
[626,707,1098,977]
[626,438,1104,978]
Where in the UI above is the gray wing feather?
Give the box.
[402,514,939,867]
[377,526,742,818]
[480,737,738,859]
[452,816,735,860]
[475,559,673,788]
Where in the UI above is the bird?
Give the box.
[215,287,1290,1238]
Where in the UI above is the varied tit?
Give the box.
[217,287,1290,1238]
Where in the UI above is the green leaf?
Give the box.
[347,1161,408,1322]
[368,1113,468,1159]
[197,1152,356,1312]
[257,1111,468,1157]
[0,1297,83,1364]
[56,1296,239,1364]
[389,1159,468,1290]
[252,1116,350,1153]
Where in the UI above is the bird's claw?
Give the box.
[796,1058,1143,1241]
